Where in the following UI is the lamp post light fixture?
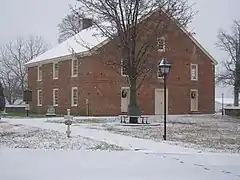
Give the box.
[158,58,171,141]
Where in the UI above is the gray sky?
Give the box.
[0,0,239,98]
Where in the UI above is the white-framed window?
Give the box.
[37,90,43,106]
[53,62,59,79]
[71,57,78,77]
[37,65,42,81]
[121,58,127,76]
[71,87,78,106]
[53,88,59,106]
[157,37,166,52]
[191,64,198,81]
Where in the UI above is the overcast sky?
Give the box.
[0,0,239,98]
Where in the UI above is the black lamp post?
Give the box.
[158,58,171,141]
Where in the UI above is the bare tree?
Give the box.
[216,21,240,106]
[0,70,21,104]
[0,35,49,104]
[72,0,196,123]
[58,9,85,43]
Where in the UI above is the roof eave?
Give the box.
[25,38,110,68]
[24,51,91,68]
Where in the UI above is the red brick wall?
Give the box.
[27,13,215,115]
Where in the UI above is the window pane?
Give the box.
[121,58,127,75]
[54,89,59,105]
[38,90,42,105]
[54,63,59,78]
[38,66,42,80]
[157,37,165,52]
[72,59,78,76]
[72,88,78,105]
[191,65,197,80]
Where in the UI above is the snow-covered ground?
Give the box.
[0,121,124,151]
[0,148,239,180]
[70,114,240,153]
[0,116,240,180]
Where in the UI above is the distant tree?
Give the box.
[0,70,21,105]
[0,35,49,104]
[57,9,85,43]
[216,20,240,106]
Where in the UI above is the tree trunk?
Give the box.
[234,85,239,106]
[128,78,141,123]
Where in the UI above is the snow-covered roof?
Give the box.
[25,27,109,67]
[25,12,217,67]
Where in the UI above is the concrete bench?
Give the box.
[139,116,149,124]
[119,115,149,124]
[119,115,128,123]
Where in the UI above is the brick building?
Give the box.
[26,12,217,116]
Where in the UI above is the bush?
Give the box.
[0,82,5,111]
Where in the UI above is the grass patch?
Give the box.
[46,118,111,124]
[75,118,106,124]
[1,112,45,118]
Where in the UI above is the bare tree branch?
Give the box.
[58,7,85,43]
[216,20,240,106]
[70,0,196,119]
[0,36,49,104]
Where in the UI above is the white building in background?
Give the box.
[215,97,240,112]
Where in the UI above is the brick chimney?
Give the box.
[81,18,93,30]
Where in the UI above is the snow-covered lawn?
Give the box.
[0,117,240,180]
[75,114,240,153]
[0,148,240,180]
[0,121,124,151]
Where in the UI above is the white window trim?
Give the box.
[53,88,59,107]
[157,36,166,52]
[121,58,128,77]
[37,90,42,106]
[71,87,78,107]
[53,62,59,79]
[190,64,198,81]
[71,57,78,77]
[37,65,42,81]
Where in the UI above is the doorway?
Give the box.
[121,87,130,113]
[155,88,168,115]
[190,89,198,112]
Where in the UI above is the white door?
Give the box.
[155,88,168,115]
[121,87,130,112]
[190,89,198,112]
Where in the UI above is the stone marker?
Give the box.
[64,109,73,138]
